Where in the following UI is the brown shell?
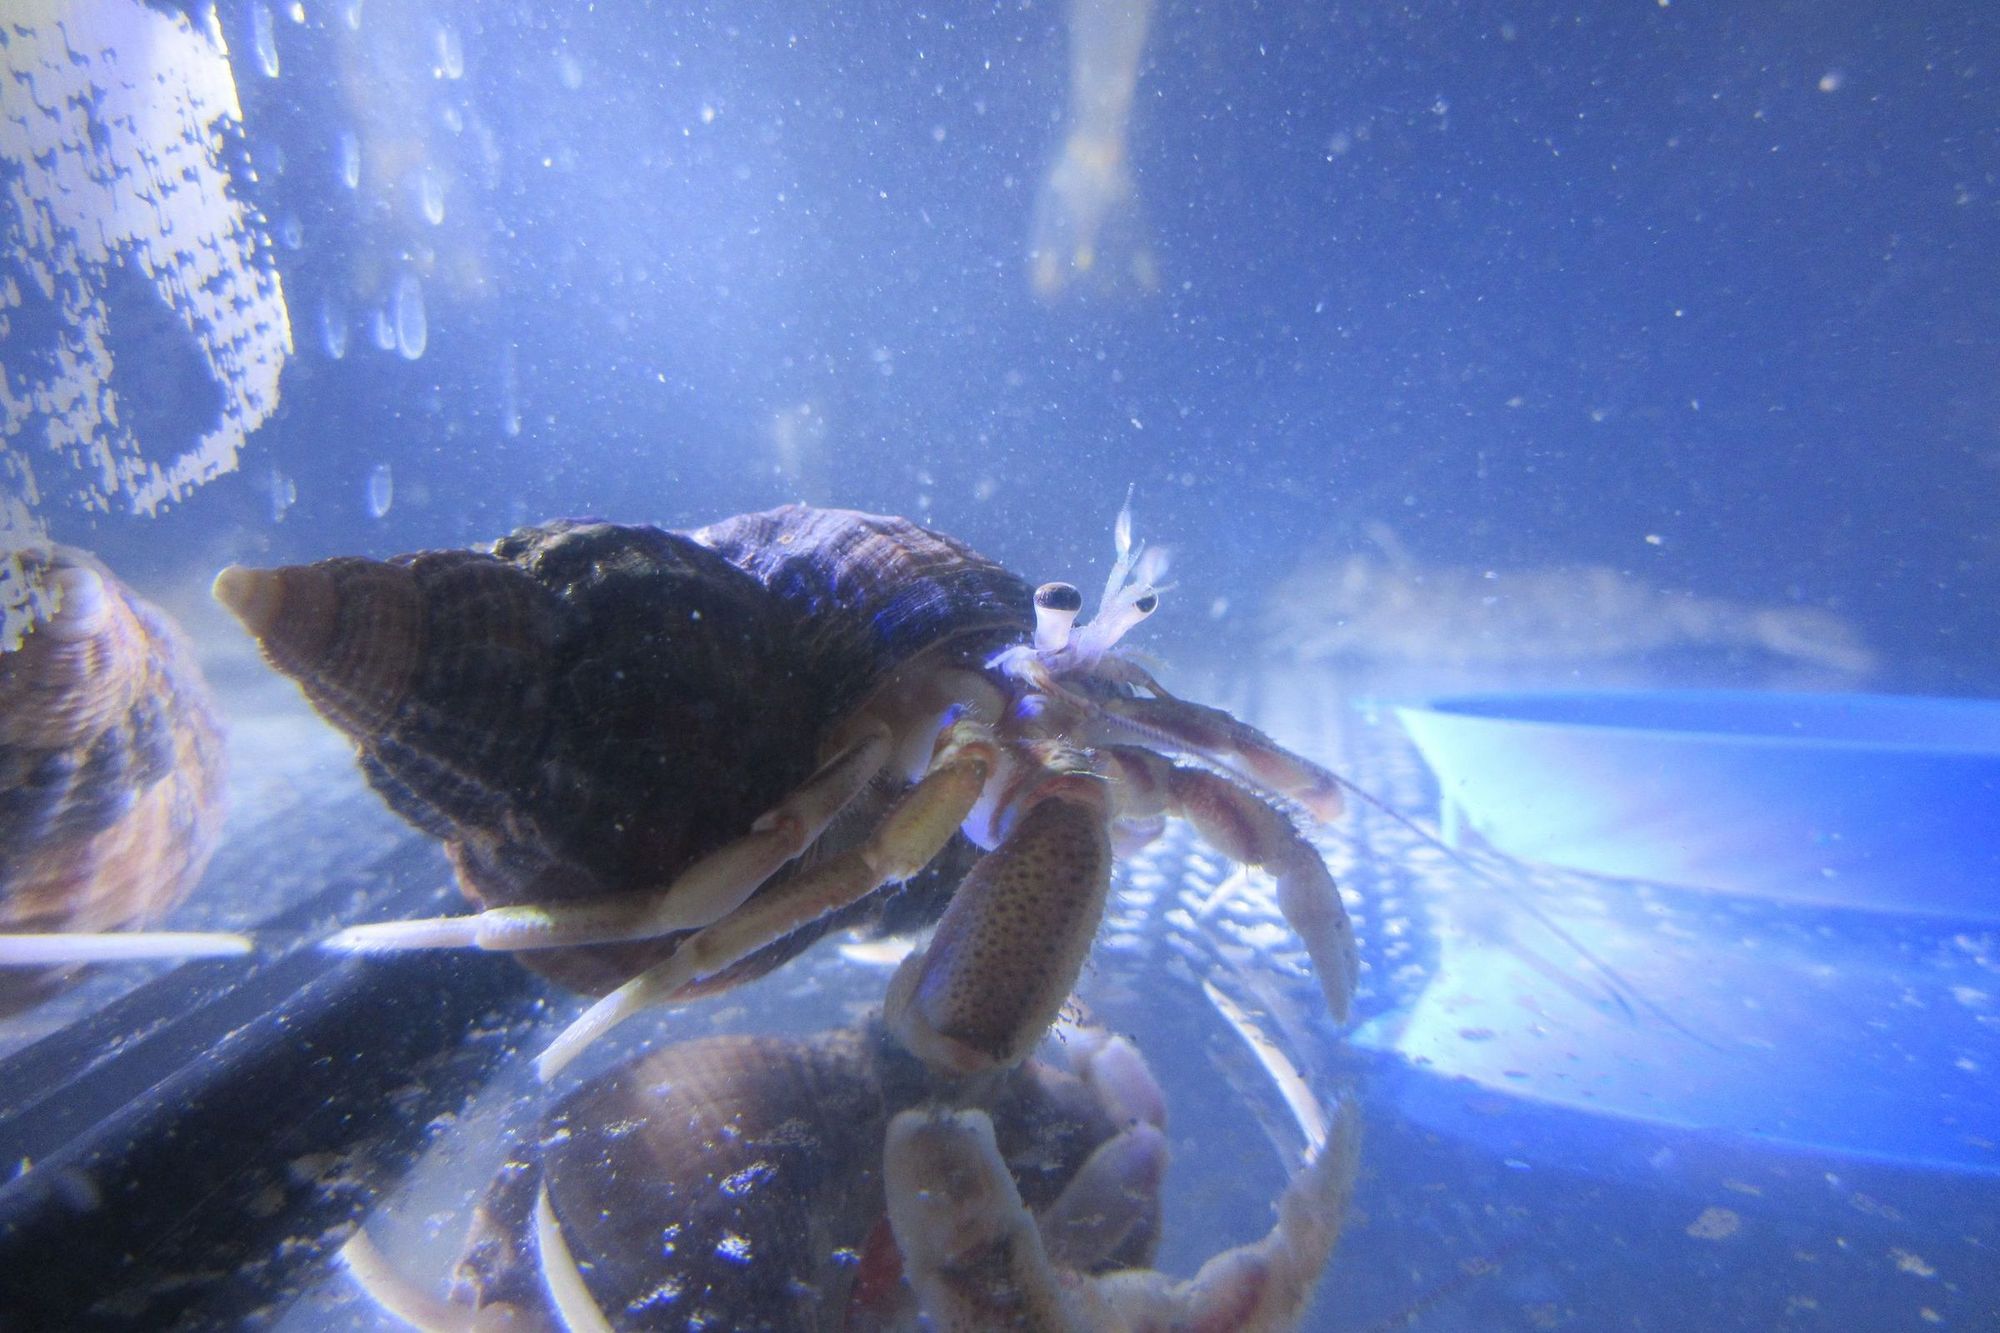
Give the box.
[0,547,227,1014]
[694,505,1034,722]
[215,510,1031,994]
[449,1022,1152,1331]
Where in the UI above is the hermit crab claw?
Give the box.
[885,1098,1360,1332]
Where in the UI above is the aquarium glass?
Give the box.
[2,2,1996,1329]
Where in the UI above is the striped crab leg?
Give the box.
[1098,744,1358,1023]
[535,717,1001,1079]
[324,719,897,954]
[1091,692,1347,824]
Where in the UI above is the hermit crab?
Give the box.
[0,546,233,1016]
[214,501,1360,1325]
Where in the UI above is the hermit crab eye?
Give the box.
[1035,582,1083,612]
[1033,582,1084,652]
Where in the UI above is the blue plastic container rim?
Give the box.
[1417,689,2000,756]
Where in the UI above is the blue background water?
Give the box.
[54,0,2000,690]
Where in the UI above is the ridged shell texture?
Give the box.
[213,510,1031,994]
[451,1022,1148,1330]
[0,547,227,1013]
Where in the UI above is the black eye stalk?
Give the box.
[993,495,1169,680]
[1035,581,1084,612]
[1033,581,1085,650]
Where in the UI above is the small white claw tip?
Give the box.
[537,986,637,1082]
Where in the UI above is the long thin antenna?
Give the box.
[1325,770,1726,1052]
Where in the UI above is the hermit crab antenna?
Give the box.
[1072,493,1170,660]
[1033,581,1085,651]
[1099,486,1140,615]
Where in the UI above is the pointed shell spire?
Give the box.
[215,558,425,743]
[213,522,836,994]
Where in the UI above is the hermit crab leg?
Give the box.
[1102,746,1358,1022]
[534,1185,614,1333]
[0,931,253,965]
[535,718,1000,1079]
[1092,692,1346,824]
[884,1107,1082,1329]
[326,721,895,954]
[886,1100,1359,1333]
[1036,1117,1169,1272]
[1090,1101,1362,1333]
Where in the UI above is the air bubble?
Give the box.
[336,130,360,189]
[393,272,428,360]
[319,298,349,360]
[410,167,445,225]
[250,3,279,77]
[499,344,522,437]
[365,463,394,519]
[436,25,465,79]
[268,468,297,522]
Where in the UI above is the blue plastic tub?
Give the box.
[1396,690,2000,920]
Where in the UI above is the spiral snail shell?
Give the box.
[213,508,1032,994]
[0,547,227,1014]
[439,1021,1158,1331]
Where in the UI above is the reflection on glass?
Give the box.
[0,0,292,542]
[1028,0,1159,300]
[0,547,231,1013]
